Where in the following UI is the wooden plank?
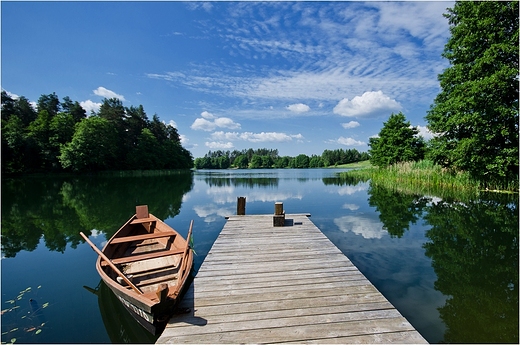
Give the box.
[108,248,184,265]
[156,214,427,344]
[167,302,396,328]
[130,217,157,224]
[159,317,419,344]
[110,231,176,244]
[173,288,391,318]
[166,309,405,337]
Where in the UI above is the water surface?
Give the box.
[1,169,517,343]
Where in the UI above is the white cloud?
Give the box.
[342,121,360,129]
[333,91,402,118]
[4,90,19,99]
[337,184,367,196]
[147,2,450,112]
[204,130,304,153]
[244,132,295,143]
[327,137,366,146]
[201,111,216,119]
[93,86,126,101]
[191,112,241,131]
[214,117,241,129]
[211,131,241,141]
[187,2,213,13]
[416,125,434,140]
[80,100,101,114]
[168,120,177,128]
[287,103,310,113]
[205,141,234,149]
[334,215,387,239]
[193,203,233,223]
[191,118,215,131]
[342,203,360,211]
[211,131,304,143]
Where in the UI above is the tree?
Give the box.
[126,128,162,169]
[234,155,249,169]
[1,115,33,173]
[294,154,310,168]
[61,96,87,123]
[426,1,519,184]
[250,154,263,168]
[262,155,273,168]
[1,93,37,126]
[37,92,60,117]
[309,155,324,168]
[59,117,118,172]
[27,110,53,169]
[369,112,425,167]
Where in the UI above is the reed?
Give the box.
[340,160,518,198]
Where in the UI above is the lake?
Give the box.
[1,169,518,344]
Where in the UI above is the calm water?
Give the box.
[1,169,518,344]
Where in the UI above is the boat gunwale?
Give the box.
[95,212,192,312]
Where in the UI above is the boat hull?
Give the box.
[101,264,194,335]
[93,206,194,335]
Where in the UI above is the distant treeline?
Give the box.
[194,148,370,169]
[1,91,193,174]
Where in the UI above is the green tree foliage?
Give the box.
[61,96,87,122]
[194,147,369,169]
[1,92,193,174]
[250,154,263,168]
[59,117,119,172]
[369,112,425,168]
[274,156,291,168]
[321,148,369,166]
[293,154,310,168]
[37,92,60,117]
[426,1,519,185]
[309,155,324,168]
[234,155,249,169]
[27,110,54,170]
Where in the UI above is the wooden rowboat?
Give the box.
[80,205,193,335]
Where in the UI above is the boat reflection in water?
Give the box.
[84,281,159,344]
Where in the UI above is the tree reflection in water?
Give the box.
[423,195,518,343]
[1,171,193,258]
[325,175,518,343]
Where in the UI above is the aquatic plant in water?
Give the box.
[1,285,49,344]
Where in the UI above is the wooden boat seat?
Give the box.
[130,217,157,225]
[110,231,177,244]
[103,248,185,265]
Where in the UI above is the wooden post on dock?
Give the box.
[237,197,246,215]
[273,202,285,226]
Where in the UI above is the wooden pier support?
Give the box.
[237,197,246,215]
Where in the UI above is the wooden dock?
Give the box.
[156,214,427,344]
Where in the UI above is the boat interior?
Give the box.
[101,206,187,296]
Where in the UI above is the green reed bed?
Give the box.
[341,160,518,199]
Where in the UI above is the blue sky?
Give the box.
[2,1,453,158]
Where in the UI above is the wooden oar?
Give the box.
[79,232,142,295]
[176,220,194,290]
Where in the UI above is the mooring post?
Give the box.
[237,197,246,215]
[273,201,285,226]
[274,202,284,215]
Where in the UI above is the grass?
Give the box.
[339,160,518,199]
[331,160,372,169]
